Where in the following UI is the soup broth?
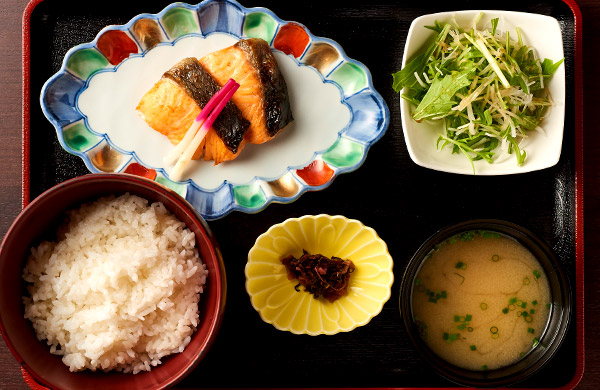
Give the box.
[411,231,551,371]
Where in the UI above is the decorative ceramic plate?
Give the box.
[245,214,394,335]
[40,0,389,220]
[400,11,565,175]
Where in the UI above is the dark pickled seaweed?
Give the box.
[164,58,249,154]
[236,39,294,138]
[281,250,355,303]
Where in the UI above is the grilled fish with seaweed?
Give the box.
[199,38,294,144]
[137,57,249,164]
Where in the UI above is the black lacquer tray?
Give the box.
[23,0,583,388]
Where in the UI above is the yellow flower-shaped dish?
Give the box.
[245,214,394,335]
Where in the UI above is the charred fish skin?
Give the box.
[164,58,249,154]
[236,38,294,138]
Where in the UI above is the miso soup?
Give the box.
[411,231,551,371]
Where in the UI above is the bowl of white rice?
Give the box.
[0,173,226,390]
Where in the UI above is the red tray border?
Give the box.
[18,0,584,388]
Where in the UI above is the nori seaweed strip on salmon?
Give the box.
[137,57,249,165]
[199,38,294,144]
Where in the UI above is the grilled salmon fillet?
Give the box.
[137,57,249,164]
[199,38,293,144]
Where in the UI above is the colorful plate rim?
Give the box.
[39,0,390,220]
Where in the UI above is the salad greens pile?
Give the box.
[393,15,563,172]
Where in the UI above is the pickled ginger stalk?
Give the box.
[170,81,240,181]
[164,79,237,165]
[392,16,564,173]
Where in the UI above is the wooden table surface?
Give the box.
[0,0,597,388]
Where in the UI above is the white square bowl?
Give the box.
[400,10,565,175]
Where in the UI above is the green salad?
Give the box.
[393,15,563,172]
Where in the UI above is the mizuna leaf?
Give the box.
[412,71,471,121]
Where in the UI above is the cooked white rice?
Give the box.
[22,193,208,374]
